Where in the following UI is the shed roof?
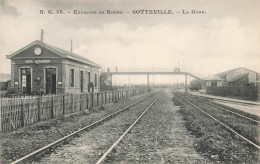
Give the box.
[228,73,248,83]
[6,40,101,68]
[216,67,258,76]
[203,75,223,81]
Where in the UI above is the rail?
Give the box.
[96,92,162,164]
[11,92,157,164]
[175,92,260,150]
[182,93,260,124]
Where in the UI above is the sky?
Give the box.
[0,0,259,84]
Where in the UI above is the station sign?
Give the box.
[25,60,51,64]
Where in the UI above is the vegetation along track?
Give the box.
[173,92,259,163]
[11,91,160,164]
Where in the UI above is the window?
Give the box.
[211,81,217,86]
[70,69,74,87]
[95,73,97,87]
[217,81,222,87]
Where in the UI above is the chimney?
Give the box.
[41,29,44,42]
[71,39,73,53]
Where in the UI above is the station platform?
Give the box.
[188,91,260,105]
[188,91,260,117]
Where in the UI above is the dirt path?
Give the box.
[37,90,210,163]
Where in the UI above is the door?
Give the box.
[80,71,83,92]
[21,68,31,94]
[46,68,56,94]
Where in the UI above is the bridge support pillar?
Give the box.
[185,74,187,93]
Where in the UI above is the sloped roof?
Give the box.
[216,67,258,76]
[6,40,101,68]
[228,73,248,82]
[203,75,223,81]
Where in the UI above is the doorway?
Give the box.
[21,68,31,94]
[46,68,56,94]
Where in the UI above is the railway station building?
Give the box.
[6,40,101,95]
[215,67,259,86]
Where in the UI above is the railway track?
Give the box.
[96,92,162,164]
[11,92,160,164]
[174,92,260,150]
[182,92,260,124]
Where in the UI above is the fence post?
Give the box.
[38,97,41,121]
[105,92,107,104]
[92,93,94,107]
[0,100,2,131]
[51,96,54,119]
[63,95,65,115]
[86,93,88,109]
[21,99,24,127]
[108,92,110,103]
[70,94,75,113]
[97,93,99,106]
[113,92,115,102]
[101,92,104,105]
[79,94,82,111]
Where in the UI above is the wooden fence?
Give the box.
[0,89,147,131]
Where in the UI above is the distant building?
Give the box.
[100,71,113,91]
[215,67,258,86]
[6,40,101,94]
[201,75,224,90]
[190,75,224,91]
[0,73,11,91]
[190,67,259,91]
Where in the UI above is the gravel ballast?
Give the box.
[36,90,209,163]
